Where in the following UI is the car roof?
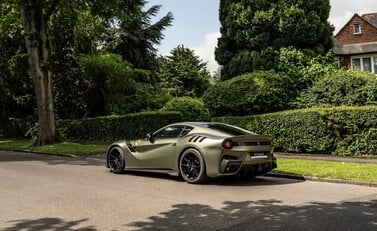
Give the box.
[171,122,223,127]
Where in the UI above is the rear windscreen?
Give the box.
[203,123,251,136]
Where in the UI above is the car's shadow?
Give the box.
[121,170,303,186]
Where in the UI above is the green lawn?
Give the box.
[0,140,107,156]
[273,158,377,182]
[1,139,376,182]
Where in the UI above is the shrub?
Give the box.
[79,53,152,116]
[202,71,290,117]
[58,111,182,142]
[296,70,377,108]
[0,117,34,138]
[213,106,377,156]
[160,97,210,122]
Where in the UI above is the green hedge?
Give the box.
[213,106,377,156]
[59,111,182,142]
[0,117,34,138]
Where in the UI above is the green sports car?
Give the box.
[106,122,277,184]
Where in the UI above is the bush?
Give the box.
[296,70,377,108]
[202,71,290,117]
[79,53,153,116]
[213,106,377,156]
[160,97,210,122]
[0,117,34,138]
[58,111,182,142]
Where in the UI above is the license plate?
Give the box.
[250,152,267,159]
[252,152,265,156]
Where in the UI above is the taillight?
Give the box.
[222,139,233,149]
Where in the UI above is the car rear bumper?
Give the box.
[214,155,277,177]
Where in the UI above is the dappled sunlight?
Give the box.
[127,199,377,230]
[5,218,96,231]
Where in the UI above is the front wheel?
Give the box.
[179,148,207,184]
[107,146,125,174]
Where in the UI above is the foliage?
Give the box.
[0,117,34,138]
[50,5,89,119]
[0,1,36,134]
[276,48,336,107]
[159,45,211,97]
[0,0,173,127]
[202,71,289,117]
[160,97,210,122]
[79,53,152,116]
[216,0,333,80]
[296,70,377,108]
[109,4,173,71]
[213,106,377,156]
[58,111,182,142]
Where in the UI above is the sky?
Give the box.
[146,0,377,73]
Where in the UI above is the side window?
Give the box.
[181,126,193,136]
[154,126,185,139]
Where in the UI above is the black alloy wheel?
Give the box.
[179,148,207,183]
[108,147,125,173]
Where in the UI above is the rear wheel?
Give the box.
[107,147,125,173]
[179,148,207,184]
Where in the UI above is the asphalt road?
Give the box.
[0,151,376,231]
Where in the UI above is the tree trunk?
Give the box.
[19,0,57,145]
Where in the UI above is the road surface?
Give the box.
[0,151,376,230]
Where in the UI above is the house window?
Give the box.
[363,58,371,72]
[351,56,377,74]
[354,24,361,34]
[352,58,361,70]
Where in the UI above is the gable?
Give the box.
[335,14,377,45]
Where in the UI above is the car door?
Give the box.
[135,125,186,169]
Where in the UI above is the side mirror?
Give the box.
[146,133,154,143]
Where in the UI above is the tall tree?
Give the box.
[110,4,173,71]
[215,0,333,80]
[18,0,59,145]
[159,45,210,97]
[0,1,35,124]
[1,0,171,141]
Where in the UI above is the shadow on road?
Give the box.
[207,175,303,186]
[4,199,376,230]
[4,218,95,231]
[119,171,302,186]
[126,198,377,230]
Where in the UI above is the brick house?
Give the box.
[333,13,377,73]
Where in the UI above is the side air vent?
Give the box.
[188,135,208,143]
[126,142,136,152]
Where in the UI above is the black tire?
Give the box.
[179,148,207,184]
[107,146,125,174]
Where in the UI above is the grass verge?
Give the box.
[273,158,377,182]
[0,139,107,156]
[1,139,376,182]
